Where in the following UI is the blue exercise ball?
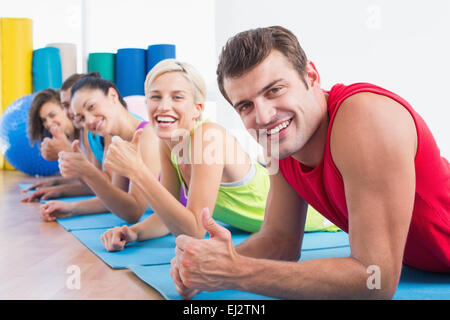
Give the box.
[0,94,59,176]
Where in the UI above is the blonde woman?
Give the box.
[101,59,270,251]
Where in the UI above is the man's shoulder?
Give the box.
[330,89,417,174]
[332,87,415,135]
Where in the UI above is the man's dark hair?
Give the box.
[216,26,309,103]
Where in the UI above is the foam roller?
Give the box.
[0,18,33,170]
[88,52,115,82]
[47,43,77,82]
[147,44,176,73]
[32,47,62,92]
[116,48,146,96]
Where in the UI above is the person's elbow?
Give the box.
[189,220,208,239]
[273,231,301,261]
[363,278,398,300]
[258,227,301,261]
[123,215,140,225]
[374,274,400,300]
[357,261,401,300]
[285,242,301,262]
[122,208,145,224]
[180,219,208,239]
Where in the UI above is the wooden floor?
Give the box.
[0,170,164,300]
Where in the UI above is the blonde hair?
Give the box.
[144,59,207,107]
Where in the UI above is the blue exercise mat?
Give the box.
[300,246,450,300]
[72,228,177,269]
[71,223,251,269]
[130,264,276,300]
[301,231,348,250]
[128,245,351,300]
[38,193,154,231]
[56,207,154,231]
[393,267,450,300]
[19,184,96,202]
[19,183,34,190]
[40,195,96,203]
[299,245,351,260]
[71,224,349,270]
[130,245,450,300]
[19,183,35,194]
[37,193,155,231]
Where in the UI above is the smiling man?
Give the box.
[171,26,450,299]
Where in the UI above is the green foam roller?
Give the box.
[87,52,115,82]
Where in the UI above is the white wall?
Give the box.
[215,0,450,158]
[84,0,216,91]
[0,0,83,72]
[0,0,216,88]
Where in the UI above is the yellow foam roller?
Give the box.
[0,20,2,168]
[0,18,33,170]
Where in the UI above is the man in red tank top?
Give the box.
[171,26,450,299]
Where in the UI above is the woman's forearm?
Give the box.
[130,167,205,238]
[80,164,146,223]
[54,181,94,197]
[130,214,170,241]
[70,197,109,216]
[47,177,77,186]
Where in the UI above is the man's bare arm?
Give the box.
[236,170,307,261]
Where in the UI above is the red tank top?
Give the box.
[279,83,450,272]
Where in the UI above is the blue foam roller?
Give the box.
[0,94,59,176]
[115,48,146,96]
[146,44,176,73]
[32,47,62,91]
